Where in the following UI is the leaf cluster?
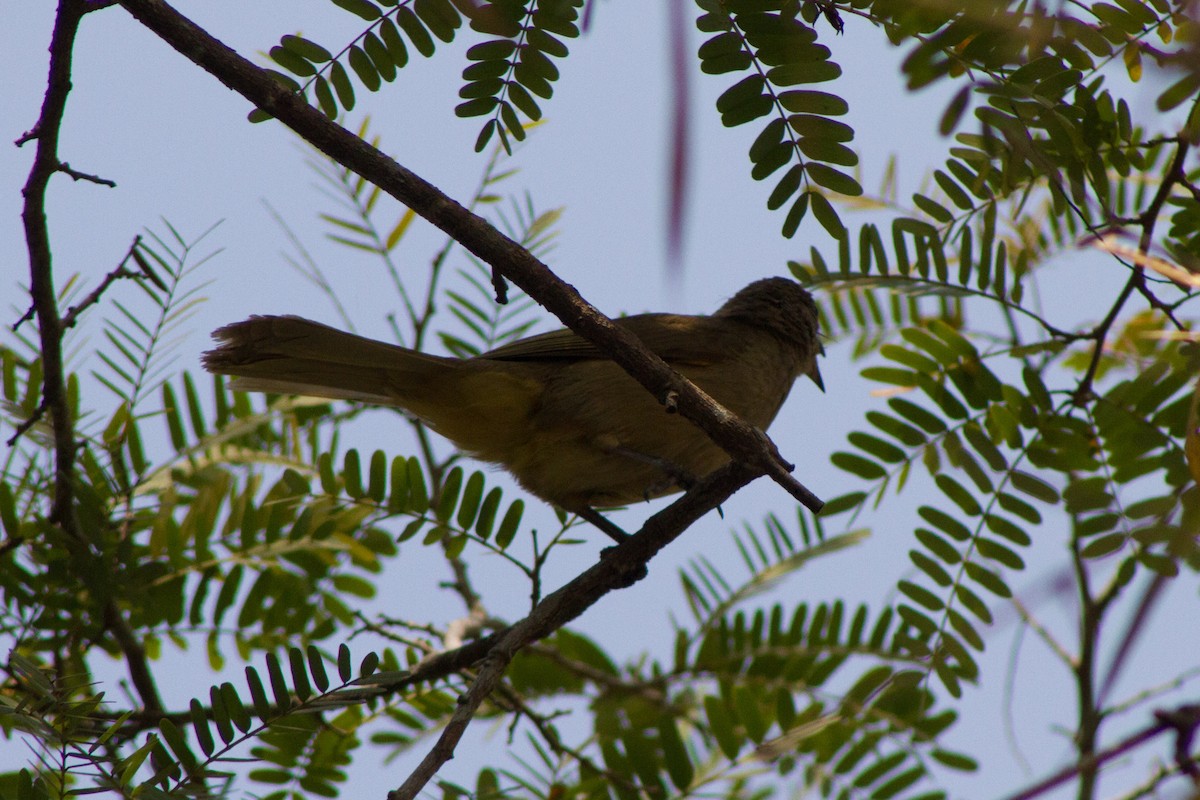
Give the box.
[259,0,582,154]
[697,0,862,238]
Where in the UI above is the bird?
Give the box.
[202,277,823,540]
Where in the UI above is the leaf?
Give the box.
[397,5,436,57]
[331,0,381,19]
[808,190,845,238]
[289,647,313,700]
[805,163,862,196]
[495,499,524,549]
[831,451,887,480]
[658,715,694,790]
[281,34,332,62]
[348,45,382,92]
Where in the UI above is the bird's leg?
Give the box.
[574,506,630,543]
[605,445,698,500]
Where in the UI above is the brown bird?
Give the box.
[202,277,823,539]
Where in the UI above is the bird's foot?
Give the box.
[574,506,630,544]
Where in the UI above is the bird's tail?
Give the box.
[202,315,454,407]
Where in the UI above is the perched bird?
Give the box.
[202,277,823,539]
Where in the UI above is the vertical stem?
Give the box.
[22,0,87,536]
[1071,537,1101,800]
[21,0,170,728]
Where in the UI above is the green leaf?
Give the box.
[330,60,356,110]
[940,85,971,134]
[0,482,20,538]
[808,190,845,237]
[307,645,330,693]
[289,647,313,700]
[935,474,982,516]
[269,45,317,76]
[397,5,437,57]
[658,715,694,790]
[266,652,291,709]
[910,548,953,585]
[331,0,381,19]
[848,431,906,463]
[343,449,364,499]
[778,90,848,115]
[245,666,273,720]
[379,18,411,67]
[831,451,887,480]
[767,165,803,210]
[976,537,1024,570]
[821,491,865,515]
[415,0,460,42]
[899,579,943,611]
[717,74,766,110]
[221,682,253,733]
[474,487,502,538]
[457,96,501,118]
[190,698,215,756]
[364,32,397,82]
[1081,533,1125,558]
[281,34,333,62]
[1010,470,1059,503]
[963,561,1011,598]
[436,466,464,522]
[348,45,382,91]
[406,457,429,512]
[495,499,524,549]
[919,505,971,541]
[805,162,862,195]
[457,471,485,529]
[158,718,196,769]
[703,695,742,758]
[315,76,338,117]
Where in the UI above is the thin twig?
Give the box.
[6,400,49,448]
[997,714,1172,800]
[57,160,116,186]
[1008,594,1074,668]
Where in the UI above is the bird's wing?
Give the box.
[479,314,734,365]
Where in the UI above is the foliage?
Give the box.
[6,1,1200,800]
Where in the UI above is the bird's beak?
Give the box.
[807,362,825,393]
[807,340,826,392]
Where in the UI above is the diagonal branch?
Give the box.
[387,462,757,800]
[998,704,1200,800]
[113,0,823,515]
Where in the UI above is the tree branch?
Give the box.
[998,704,1200,800]
[22,0,168,727]
[387,462,757,800]
[113,0,823,515]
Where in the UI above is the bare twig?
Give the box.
[57,161,117,186]
[6,400,49,448]
[114,0,824,515]
[60,237,145,329]
[998,705,1200,800]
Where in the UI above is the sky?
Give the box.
[3,2,1197,799]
